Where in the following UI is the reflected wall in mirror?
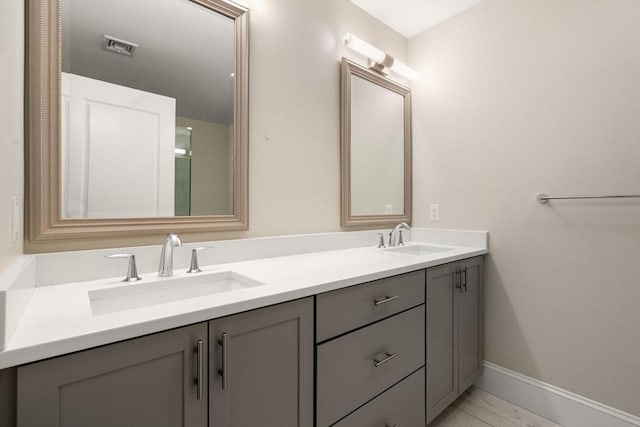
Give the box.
[340,58,412,228]
[25,0,248,250]
[61,0,234,218]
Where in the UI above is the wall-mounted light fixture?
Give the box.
[343,33,419,81]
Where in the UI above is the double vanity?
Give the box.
[7,0,492,425]
[0,228,487,426]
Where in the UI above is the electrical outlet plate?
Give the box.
[429,204,440,221]
[384,204,393,214]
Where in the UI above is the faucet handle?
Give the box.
[187,246,214,274]
[377,233,387,249]
[398,230,405,246]
[106,253,141,282]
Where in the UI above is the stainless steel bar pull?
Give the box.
[218,333,229,390]
[374,295,399,306]
[462,267,467,292]
[454,269,462,293]
[194,339,204,400]
[374,352,398,367]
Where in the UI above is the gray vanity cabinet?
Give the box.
[426,256,484,424]
[209,297,314,427]
[16,322,208,427]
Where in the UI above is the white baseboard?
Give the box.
[474,361,640,427]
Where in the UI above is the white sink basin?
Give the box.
[384,244,453,256]
[89,271,264,315]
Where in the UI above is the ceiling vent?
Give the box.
[103,35,138,57]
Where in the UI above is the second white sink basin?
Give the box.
[384,244,453,256]
[89,271,264,315]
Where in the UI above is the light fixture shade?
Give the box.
[342,32,419,81]
[390,60,420,81]
[343,33,386,64]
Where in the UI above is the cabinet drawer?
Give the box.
[317,305,425,427]
[316,269,425,342]
[332,367,425,427]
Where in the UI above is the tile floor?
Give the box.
[430,387,563,427]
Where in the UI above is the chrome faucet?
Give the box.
[388,222,410,247]
[158,233,182,277]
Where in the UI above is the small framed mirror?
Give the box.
[340,58,412,228]
[25,0,249,251]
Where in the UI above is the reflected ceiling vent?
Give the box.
[103,35,138,57]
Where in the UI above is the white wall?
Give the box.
[176,116,232,215]
[409,0,640,416]
[248,0,407,235]
[0,0,24,271]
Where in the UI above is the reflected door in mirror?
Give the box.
[62,73,176,218]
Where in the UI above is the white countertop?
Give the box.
[0,234,487,369]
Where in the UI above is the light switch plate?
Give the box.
[11,196,20,242]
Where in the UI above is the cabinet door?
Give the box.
[426,263,458,425]
[458,256,484,392]
[17,323,208,427]
[210,297,314,427]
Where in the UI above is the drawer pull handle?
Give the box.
[374,295,399,306]
[194,339,204,400]
[218,333,229,390]
[373,352,398,367]
[462,266,468,292]
[454,270,462,293]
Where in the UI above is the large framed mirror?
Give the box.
[25,0,248,251]
[340,58,412,228]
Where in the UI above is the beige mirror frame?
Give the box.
[25,0,249,252]
[340,58,412,228]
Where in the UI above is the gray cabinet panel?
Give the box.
[426,256,484,425]
[17,323,208,427]
[458,256,483,391]
[316,270,425,342]
[332,367,426,427]
[426,263,458,425]
[0,367,16,427]
[317,305,425,427]
[209,297,314,427]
